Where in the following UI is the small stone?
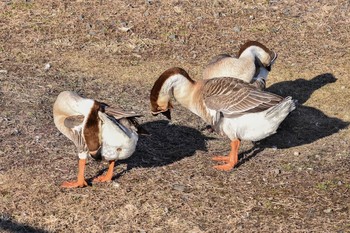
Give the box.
[119,27,131,32]
[315,154,321,159]
[271,27,279,33]
[86,23,92,29]
[337,181,343,186]
[249,15,255,20]
[172,184,188,192]
[168,34,177,40]
[273,169,281,175]
[294,151,300,156]
[341,86,345,89]
[272,146,278,151]
[12,129,20,135]
[112,182,120,188]
[323,208,333,214]
[173,6,182,14]
[44,63,51,71]
[233,26,241,33]
[0,70,8,74]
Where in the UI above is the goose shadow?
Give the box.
[238,73,348,164]
[90,120,211,181]
[0,215,49,233]
[124,120,212,171]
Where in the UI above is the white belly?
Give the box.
[218,111,279,142]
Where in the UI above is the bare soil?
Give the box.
[0,0,349,232]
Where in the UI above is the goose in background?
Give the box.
[203,40,278,90]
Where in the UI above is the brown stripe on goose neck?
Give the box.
[150,67,194,111]
[83,100,101,154]
[237,41,272,57]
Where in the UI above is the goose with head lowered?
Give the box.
[203,40,278,90]
[150,67,296,171]
[53,91,147,188]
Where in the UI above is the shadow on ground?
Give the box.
[236,73,349,166]
[260,73,349,148]
[125,120,211,170]
[0,216,49,233]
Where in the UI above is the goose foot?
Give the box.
[93,160,115,183]
[61,180,87,188]
[212,139,240,171]
[61,159,87,188]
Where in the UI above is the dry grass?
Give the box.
[0,0,350,232]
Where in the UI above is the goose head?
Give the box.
[150,93,173,120]
[150,68,181,120]
[238,40,278,71]
[150,67,196,120]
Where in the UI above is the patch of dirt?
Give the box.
[0,0,349,232]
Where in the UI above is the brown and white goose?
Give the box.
[53,91,145,188]
[203,41,278,90]
[150,67,295,171]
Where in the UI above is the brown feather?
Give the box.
[150,67,194,113]
[237,40,274,58]
[83,101,101,156]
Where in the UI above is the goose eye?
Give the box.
[116,148,122,152]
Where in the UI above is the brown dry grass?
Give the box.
[0,0,350,232]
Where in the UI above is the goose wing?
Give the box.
[103,105,143,119]
[102,105,148,135]
[64,115,85,129]
[63,115,87,152]
[203,77,283,117]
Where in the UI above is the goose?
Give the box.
[150,67,296,171]
[53,91,146,188]
[203,40,278,90]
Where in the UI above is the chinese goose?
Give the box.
[53,91,145,188]
[203,41,277,90]
[150,67,296,171]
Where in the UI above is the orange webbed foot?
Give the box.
[93,175,112,183]
[212,139,240,171]
[93,160,115,183]
[213,163,236,171]
[61,180,88,188]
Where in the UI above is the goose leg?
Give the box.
[93,160,115,182]
[212,139,240,171]
[61,159,88,188]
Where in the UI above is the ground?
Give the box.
[0,0,350,232]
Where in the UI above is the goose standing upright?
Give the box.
[53,91,145,188]
[203,41,278,90]
[150,67,295,171]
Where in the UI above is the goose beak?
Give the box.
[271,51,278,63]
[151,109,172,120]
[161,109,171,120]
[266,51,278,71]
